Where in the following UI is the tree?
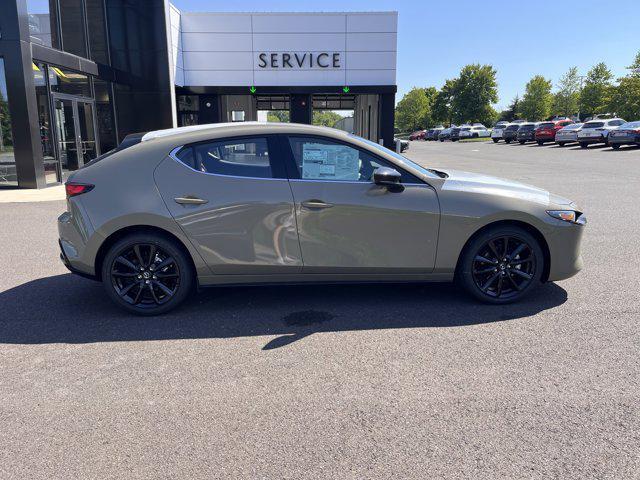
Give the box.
[421,86,438,127]
[609,50,640,120]
[552,67,581,117]
[499,95,521,122]
[0,90,13,150]
[395,87,431,132]
[267,110,289,123]
[519,75,553,120]
[312,110,343,128]
[432,79,455,125]
[579,62,613,117]
[450,64,499,126]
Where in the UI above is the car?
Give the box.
[516,122,540,144]
[534,119,574,145]
[450,125,469,142]
[577,118,626,148]
[459,125,491,139]
[409,130,425,141]
[490,121,510,143]
[58,122,586,315]
[438,127,454,141]
[502,123,522,144]
[555,123,583,147]
[427,127,444,141]
[608,121,640,149]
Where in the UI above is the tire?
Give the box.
[457,225,544,304]
[505,139,511,144]
[537,140,544,146]
[580,142,588,149]
[612,144,620,150]
[101,233,194,315]
[558,142,565,147]
[492,138,499,143]
[440,138,444,142]
[519,140,526,145]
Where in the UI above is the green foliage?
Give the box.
[608,51,640,120]
[0,91,13,149]
[520,75,553,120]
[579,62,613,116]
[395,87,432,131]
[312,110,343,128]
[552,67,581,117]
[450,64,499,125]
[432,79,455,125]
[499,95,522,121]
[267,110,289,123]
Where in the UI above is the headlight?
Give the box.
[546,210,587,225]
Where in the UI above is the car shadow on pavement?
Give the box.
[0,274,568,349]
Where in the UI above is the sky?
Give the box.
[172,0,640,110]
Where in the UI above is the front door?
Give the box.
[154,135,302,275]
[52,96,99,181]
[285,135,440,273]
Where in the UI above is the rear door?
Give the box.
[154,135,302,275]
[282,135,440,273]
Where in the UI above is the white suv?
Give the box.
[459,124,490,139]
[490,121,510,143]
[577,118,626,148]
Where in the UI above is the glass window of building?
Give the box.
[48,67,91,98]
[178,95,199,126]
[59,0,88,58]
[94,79,117,152]
[33,63,59,185]
[86,0,110,64]
[0,58,17,186]
[27,0,60,49]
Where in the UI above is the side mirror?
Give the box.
[373,167,403,191]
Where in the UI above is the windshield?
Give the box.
[538,122,555,129]
[354,136,441,179]
[461,127,471,131]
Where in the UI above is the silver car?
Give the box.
[555,123,583,147]
[577,118,626,148]
[58,123,585,315]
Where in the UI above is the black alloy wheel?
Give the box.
[459,226,544,304]
[102,233,194,315]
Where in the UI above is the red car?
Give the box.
[534,119,574,145]
[409,130,426,141]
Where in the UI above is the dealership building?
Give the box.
[0,1,398,188]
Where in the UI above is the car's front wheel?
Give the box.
[580,142,588,149]
[458,226,544,304]
[492,138,499,143]
[611,144,620,150]
[558,142,565,147]
[101,233,194,315]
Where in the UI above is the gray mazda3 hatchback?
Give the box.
[58,123,585,315]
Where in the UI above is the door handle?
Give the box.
[174,196,208,205]
[301,200,333,209]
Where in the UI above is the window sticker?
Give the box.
[302,143,360,180]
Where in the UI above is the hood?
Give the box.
[440,169,553,205]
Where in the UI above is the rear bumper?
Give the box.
[578,135,606,144]
[535,134,555,141]
[59,239,97,280]
[608,134,640,145]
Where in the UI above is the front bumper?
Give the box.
[546,219,585,282]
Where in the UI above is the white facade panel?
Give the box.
[251,14,346,33]
[181,13,252,33]
[181,33,253,52]
[346,13,397,33]
[252,33,346,52]
[183,51,253,71]
[170,9,397,87]
[346,33,397,52]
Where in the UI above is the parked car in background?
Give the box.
[409,130,425,141]
[517,123,539,144]
[438,127,453,141]
[450,126,468,142]
[459,125,491,139]
[555,123,583,147]
[502,123,522,144]
[607,121,640,149]
[58,122,586,314]
[577,118,626,148]
[427,126,445,140]
[491,121,510,143]
[534,119,574,145]
[396,138,410,152]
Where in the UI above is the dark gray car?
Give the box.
[58,123,585,315]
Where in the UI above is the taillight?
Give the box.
[65,183,94,198]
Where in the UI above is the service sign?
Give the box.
[256,52,342,70]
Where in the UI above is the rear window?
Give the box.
[583,122,604,128]
[621,121,640,128]
[562,124,582,130]
[520,124,535,131]
[538,122,555,129]
[608,120,625,126]
[505,125,519,131]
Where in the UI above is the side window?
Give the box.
[175,137,273,179]
[609,120,624,126]
[287,136,420,183]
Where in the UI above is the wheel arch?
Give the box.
[94,225,198,282]
[455,219,551,282]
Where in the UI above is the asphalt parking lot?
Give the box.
[1,140,638,479]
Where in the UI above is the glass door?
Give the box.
[53,98,80,177]
[52,96,100,181]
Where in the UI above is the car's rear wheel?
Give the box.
[458,226,544,304]
[558,142,565,147]
[537,140,544,145]
[492,138,499,143]
[519,140,526,144]
[612,144,620,150]
[102,233,194,315]
[505,139,511,144]
[580,142,588,149]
